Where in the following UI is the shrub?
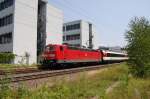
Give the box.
[0,53,15,64]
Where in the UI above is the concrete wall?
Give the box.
[13,0,38,64]
[81,20,89,47]
[81,20,96,48]
[91,25,97,49]
[46,4,63,45]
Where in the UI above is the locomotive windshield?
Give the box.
[46,46,55,51]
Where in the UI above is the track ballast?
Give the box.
[0,63,121,83]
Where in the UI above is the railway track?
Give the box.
[0,67,40,75]
[0,63,121,83]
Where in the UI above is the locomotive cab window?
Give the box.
[49,46,55,51]
[46,46,55,51]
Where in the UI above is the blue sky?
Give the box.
[48,0,150,47]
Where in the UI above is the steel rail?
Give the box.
[0,68,40,75]
[0,63,121,83]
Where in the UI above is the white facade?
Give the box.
[63,20,96,48]
[0,0,63,64]
[13,0,38,64]
[46,4,63,45]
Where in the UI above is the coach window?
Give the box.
[107,53,125,57]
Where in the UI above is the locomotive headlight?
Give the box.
[50,54,55,57]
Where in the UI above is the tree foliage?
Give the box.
[125,17,150,78]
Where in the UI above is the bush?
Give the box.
[0,53,15,64]
[125,17,150,78]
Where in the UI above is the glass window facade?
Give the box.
[0,0,14,11]
[0,32,12,44]
[66,34,80,41]
[0,14,13,28]
[65,23,80,31]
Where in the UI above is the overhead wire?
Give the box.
[50,0,103,32]
[62,0,97,23]
[49,0,94,22]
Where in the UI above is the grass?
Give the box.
[106,77,150,99]
[0,64,37,70]
[0,63,150,99]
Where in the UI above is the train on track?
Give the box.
[41,44,128,66]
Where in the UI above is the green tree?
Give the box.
[125,17,150,78]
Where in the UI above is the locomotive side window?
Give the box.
[49,46,55,51]
[60,46,64,51]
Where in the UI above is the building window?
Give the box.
[0,14,13,28]
[0,0,14,11]
[0,32,12,44]
[66,23,80,31]
[63,36,65,41]
[63,26,65,32]
[66,34,80,41]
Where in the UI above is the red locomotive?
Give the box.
[41,44,102,65]
[41,44,128,66]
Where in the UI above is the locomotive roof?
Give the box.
[67,46,98,52]
[46,44,98,52]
